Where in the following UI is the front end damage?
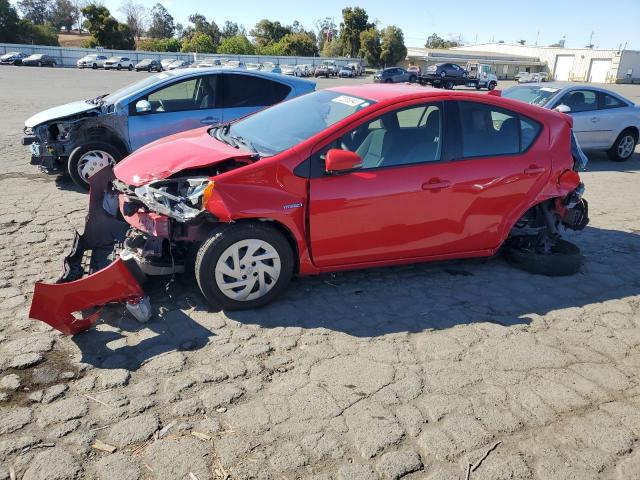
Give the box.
[29,168,153,335]
[29,164,225,335]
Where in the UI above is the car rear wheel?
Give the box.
[608,129,637,162]
[505,237,582,276]
[195,224,294,310]
[409,75,417,83]
[444,80,454,90]
[117,64,122,70]
[128,64,133,71]
[68,142,122,190]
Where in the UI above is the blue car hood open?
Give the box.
[25,100,101,128]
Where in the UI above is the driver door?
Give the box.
[128,74,222,151]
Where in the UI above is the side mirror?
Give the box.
[325,149,362,174]
[554,104,571,114]
[135,100,152,114]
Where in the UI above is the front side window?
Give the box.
[144,75,218,113]
[222,74,291,108]
[559,89,597,112]
[339,103,443,169]
[458,101,536,157]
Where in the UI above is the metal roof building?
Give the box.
[452,43,640,83]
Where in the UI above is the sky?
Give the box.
[20,0,640,50]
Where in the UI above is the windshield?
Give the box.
[221,90,375,157]
[502,86,561,106]
[103,73,169,104]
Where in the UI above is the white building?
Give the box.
[454,43,640,83]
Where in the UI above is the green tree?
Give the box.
[0,0,21,42]
[424,33,462,49]
[181,31,215,53]
[359,27,380,66]
[184,14,220,45]
[138,37,181,52]
[221,20,244,39]
[17,0,51,25]
[20,20,59,44]
[257,42,285,56]
[380,25,406,66]
[147,2,173,38]
[49,0,78,30]
[339,6,372,57]
[250,19,291,48]
[81,4,134,49]
[320,39,342,57]
[278,32,318,56]
[217,34,254,55]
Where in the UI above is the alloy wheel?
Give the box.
[215,239,281,301]
[77,150,116,180]
[618,135,635,158]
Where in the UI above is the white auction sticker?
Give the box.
[540,87,559,92]
[331,95,365,107]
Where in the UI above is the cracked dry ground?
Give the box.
[1,68,640,480]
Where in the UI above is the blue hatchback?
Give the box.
[23,68,316,188]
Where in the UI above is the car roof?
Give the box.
[160,67,315,88]
[510,82,633,102]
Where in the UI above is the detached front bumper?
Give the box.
[29,168,151,335]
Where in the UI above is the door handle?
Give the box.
[422,179,451,190]
[200,116,219,125]
[524,165,546,175]
[590,117,600,123]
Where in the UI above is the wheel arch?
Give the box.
[75,126,129,157]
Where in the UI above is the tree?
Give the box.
[81,4,134,49]
[119,0,146,39]
[424,32,462,49]
[250,19,291,48]
[181,14,220,47]
[320,39,341,57]
[20,20,60,44]
[217,34,254,55]
[278,32,318,56]
[138,36,181,51]
[339,7,372,57]
[49,0,78,31]
[181,31,215,53]
[17,0,52,25]
[221,20,244,39]
[147,2,173,38]
[0,0,21,42]
[359,27,380,66]
[315,17,337,52]
[380,26,406,66]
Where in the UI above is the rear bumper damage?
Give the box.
[29,168,152,335]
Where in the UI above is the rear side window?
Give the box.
[458,101,540,157]
[600,93,626,109]
[222,74,291,108]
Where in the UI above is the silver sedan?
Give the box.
[503,83,640,161]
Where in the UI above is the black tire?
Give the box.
[505,238,582,276]
[128,64,133,71]
[475,84,481,90]
[488,81,497,90]
[409,75,417,83]
[37,61,42,67]
[607,129,637,162]
[117,64,122,70]
[67,142,123,190]
[444,80,454,90]
[195,223,294,310]
[384,78,392,83]
[92,63,97,69]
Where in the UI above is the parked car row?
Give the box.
[1,52,56,67]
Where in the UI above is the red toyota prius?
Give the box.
[30,84,589,334]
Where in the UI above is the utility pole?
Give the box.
[535,30,539,46]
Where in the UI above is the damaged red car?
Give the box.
[30,84,589,334]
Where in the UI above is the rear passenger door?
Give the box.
[221,74,292,122]
[128,74,223,150]
[554,89,602,148]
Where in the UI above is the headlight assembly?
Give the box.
[134,177,212,222]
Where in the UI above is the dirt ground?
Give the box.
[1,66,640,480]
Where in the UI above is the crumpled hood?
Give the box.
[114,126,253,186]
[25,100,100,128]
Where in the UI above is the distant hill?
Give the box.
[57,33,91,48]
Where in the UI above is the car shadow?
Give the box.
[70,224,640,370]
[582,149,639,172]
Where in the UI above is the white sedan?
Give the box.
[503,84,640,161]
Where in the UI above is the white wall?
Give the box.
[456,43,630,81]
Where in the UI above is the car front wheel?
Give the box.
[68,142,122,190]
[608,129,637,162]
[488,81,497,90]
[195,224,294,310]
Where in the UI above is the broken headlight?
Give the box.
[54,122,73,141]
[134,177,213,222]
